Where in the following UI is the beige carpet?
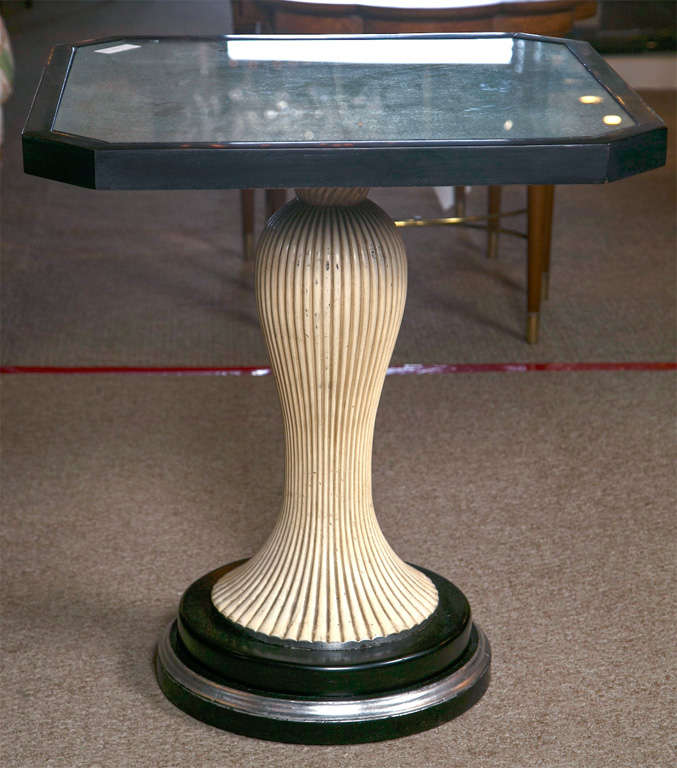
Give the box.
[2,3,676,767]
[2,372,675,767]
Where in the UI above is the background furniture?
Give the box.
[233,0,597,343]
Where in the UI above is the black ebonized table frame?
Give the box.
[23,33,666,191]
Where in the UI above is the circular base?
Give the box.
[177,562,474,696]
[156,564,491,743]
[156,622,489,744]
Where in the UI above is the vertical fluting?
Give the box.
[211,188,438,643]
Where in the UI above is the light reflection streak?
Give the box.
[226,38,514,65]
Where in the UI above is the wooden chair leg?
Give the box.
[453,186,466,218]
[542,185,555,300]
[487,185,501,259]
[240,189,255,260]
[266,189,287,219]
[527,185,548,344]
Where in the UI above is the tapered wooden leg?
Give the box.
[542,185,555,300]
[265,188,287,219]
[527,185,547,344]
[212,187,438,643]
[487,185,501,259]
[453,185,466,218]
[240,189,255,260]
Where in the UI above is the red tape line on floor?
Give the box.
[0,362,675,375]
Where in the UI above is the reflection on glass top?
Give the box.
[53,36,634,144]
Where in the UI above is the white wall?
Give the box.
[604,53,677,90]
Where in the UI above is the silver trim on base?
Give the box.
[157,622,490,724]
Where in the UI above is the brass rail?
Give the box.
[394,207,527,239]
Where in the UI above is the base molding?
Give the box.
[156,562,490,743]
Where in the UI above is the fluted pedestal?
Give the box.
[213,187,437,643]
[156,189,490,743]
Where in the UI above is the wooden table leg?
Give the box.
[240,189,255,260]
[527,185,547,344]
[487,185,502,260]
[265,188,287,219]
[453,185,466,218]
[542,185,555,300]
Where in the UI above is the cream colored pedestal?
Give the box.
[211,187,438,644]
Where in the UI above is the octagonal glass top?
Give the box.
[52,36,633,145]
[23,34,666,189]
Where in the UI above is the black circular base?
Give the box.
[155,562,491,744]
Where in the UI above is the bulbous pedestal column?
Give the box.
[211,187,437,643]
[156,188,490,744]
